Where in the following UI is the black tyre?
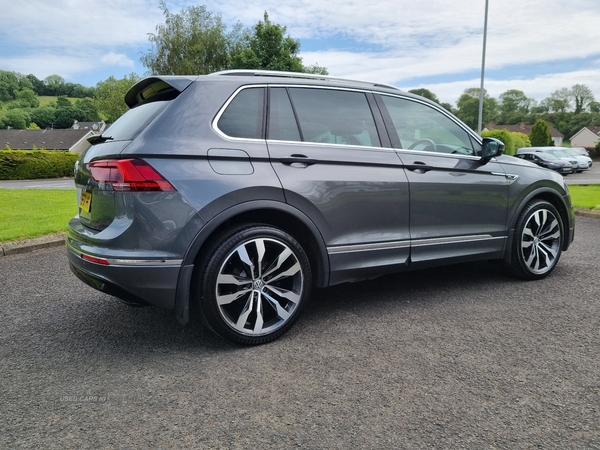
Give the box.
[196,224,312,345]
[507,200,563,280]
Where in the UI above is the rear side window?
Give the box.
[276,88,380,147]
[218,88,265,139]
[268,88,301,141]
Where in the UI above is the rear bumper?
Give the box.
[66,239,181,309]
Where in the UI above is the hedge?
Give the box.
[0,150,78,180]
[481,129,515,156]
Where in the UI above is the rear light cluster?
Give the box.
[89,159,175,192]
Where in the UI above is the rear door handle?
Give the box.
[280,154,317,167]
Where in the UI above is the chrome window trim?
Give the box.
[377,93,484,150]
[212,84,384,145]
[211,84,488,162]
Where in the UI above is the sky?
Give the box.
[1,0,600,106]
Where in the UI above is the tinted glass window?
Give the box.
[288,88,381,147]
[381,96,478,156]
[268,88,301,141]
[102,101,168,141]
[218,88,265,139]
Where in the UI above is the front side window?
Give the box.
[381,96,479,156]
[284,88,381,147]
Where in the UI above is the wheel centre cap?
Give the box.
[253,279,265,290]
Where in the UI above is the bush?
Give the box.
[0,150,78,180]
[482,129,515,155]
[511,132,531,151]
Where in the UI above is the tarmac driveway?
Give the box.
[1,217,599,448]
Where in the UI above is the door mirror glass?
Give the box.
[481,137,505,162]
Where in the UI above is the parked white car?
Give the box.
[568,147,593,167]
[563,148,592,171]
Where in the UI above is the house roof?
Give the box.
[0,129,92,151]
[486,122,564,138]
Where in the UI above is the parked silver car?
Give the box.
[514,151,573,175]
[67,71,575,344]
[516,147,581,172]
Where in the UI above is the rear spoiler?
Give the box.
[124,76,198,108]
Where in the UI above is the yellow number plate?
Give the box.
[79,191,92,213]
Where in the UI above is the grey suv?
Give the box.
[67,70,575,344]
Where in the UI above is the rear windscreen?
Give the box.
[100,101,169,142]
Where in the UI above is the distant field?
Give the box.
[0,96,83,112]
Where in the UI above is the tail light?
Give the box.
[88,159,175,192]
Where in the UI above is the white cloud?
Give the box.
[1,0,599,103]
[99,52,135,68]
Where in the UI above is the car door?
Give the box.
[266,86,410,284]
[375,94,510,267]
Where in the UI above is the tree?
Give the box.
[589,101,600,113]
[95,74,140,122]
[409,88,440,103]
[546,88,571,113]
[529,119,552,146]
[16,88,40,108]
[571,84,595,114]
[455,87,498,130]
[55,96,72,109]
[4,109,30,129]
[43,75,66,96]
[141,1,232,75]
[54,106,85,128]
[141,5,327,76]
[26,74,45,95]
[0,70,20,101]
[75,98,100,121]
[229,12,325,73]
[30,107,56,129]
[498,89,534,123]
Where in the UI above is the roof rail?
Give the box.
[211,69,400,91]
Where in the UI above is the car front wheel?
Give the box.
[508,200,563,280]
[196,224,312,345]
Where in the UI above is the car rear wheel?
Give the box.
[196,224,312,345]
[508,200,563,280]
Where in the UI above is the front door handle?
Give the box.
[406,161,431,173]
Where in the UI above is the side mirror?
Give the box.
[480,137,505,164]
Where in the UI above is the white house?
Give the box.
[570,125,600,148]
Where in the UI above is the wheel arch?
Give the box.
[174,200,329,325]
[503,186,573,265]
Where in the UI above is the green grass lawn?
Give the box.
[0,186,599,244]
[568,185,600,209]
[0,189,77,242]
